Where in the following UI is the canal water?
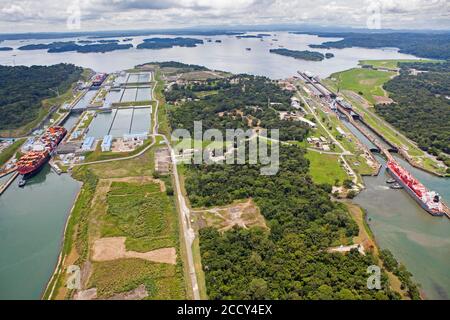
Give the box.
[62,113,80,131]
[0,165,80,300]
[343,120,450,300]
[72,90,98,111]
[87,107,152,139]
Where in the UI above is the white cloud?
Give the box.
[0,0,448,32]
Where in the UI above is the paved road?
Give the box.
[159,134,200,300]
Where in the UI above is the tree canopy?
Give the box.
[0,63,82,130]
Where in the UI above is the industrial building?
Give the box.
[101,135,113,152]
[82,137,95,151]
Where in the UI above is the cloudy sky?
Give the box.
[0,0,448,33]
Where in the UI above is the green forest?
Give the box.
[166,69,409,300]
[186,145,400,300]
[168,75,310,141]
[375,62,450,159]
[0,63,82,130]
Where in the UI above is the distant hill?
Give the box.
[296,32,450,60]
[18,41,133,53]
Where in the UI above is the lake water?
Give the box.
[0,32,420,79]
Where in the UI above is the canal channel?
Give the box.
[0,165,81,300]
[342,119,450,300]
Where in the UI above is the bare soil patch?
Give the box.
[92,237,177,265]
[155,148,171,175]
[74,284,149,300]
[373,95,394,105]
[194,199,268,232]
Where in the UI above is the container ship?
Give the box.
[91,73,107,88]
[387,159,448,217]
[17,126,67,182]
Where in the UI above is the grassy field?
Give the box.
[0,139,25,168]
[344,155,375,176]
[101,181,178,252]
[154,71,171,137]
[88,259,185,300]
[84,180,186,300]
[302,91,377,178]
[46,162,186,300]
[329,68,395,105]
[305,151,348,185]
[359,59,434,70]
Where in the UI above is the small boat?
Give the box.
[18,178,26,188]
[386,178,396,184]
[246,48,252,51]
[390,183,403,190]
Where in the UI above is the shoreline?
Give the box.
[42,177,83,300]
[344,200,424,300]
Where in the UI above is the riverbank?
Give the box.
[325,59,448,176]
[343,202,411,299]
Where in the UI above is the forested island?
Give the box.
[165,63,419,299]
[136,37,204,49]
[0,64,82,130]
[375,61,450,167]
[18,41,133,53]
[0,47,13,51]
[269,48,328,61]
[299,32,450,60]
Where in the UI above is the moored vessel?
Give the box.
[386,159,447,217]
[16,126,67,181]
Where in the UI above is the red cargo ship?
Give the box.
[17,126,67,179]
[91,73,107,87]
[386,159,447,216]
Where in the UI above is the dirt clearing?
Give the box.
[92,237,177,265]
[194,199,268,232]
[374,95,394,105]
